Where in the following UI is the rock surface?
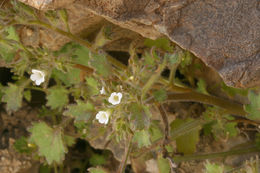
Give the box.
[18,0,260,88]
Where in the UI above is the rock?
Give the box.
[18,0,260,88]
[19,0,75,10]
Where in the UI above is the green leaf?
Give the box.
[221,83,248,97]
[63,100,94,121]
[255,133,260,149]
[2,84,23,112]
[0,26,20,62]
[0,84,4,101]
[66,68,81,85]
[0,42,16,62]
[39,165,51,173]
[244,91,260,120]
[180,51,193,68]
[73,44,90,66]
[89,154,107,166]
[86,77,100,96]
[166,53,181,65]
[90,52,111,77]
[196,79,208,95]
[93,26,112,49]
[46,87,68,110]
[52,67,81,86]
[14,136,31,153]
[88,167,107,173]
[205,161,224,173]
[224,122,238,137]
[133,130,151,148]
[129,103,150,130]
[149,120,163,142]
[142,57,167,99]
[23,90,31,102]
[5,26,20,41]
[144,51,155,66]
[29,122,67,165]
[170,118,200,154]
[58,9,70,32]
[144,38,173,52]
[157,156,171,173]
[63,135,75,147]
[153,89,167,102]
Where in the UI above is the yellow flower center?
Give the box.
[113,95,119,101]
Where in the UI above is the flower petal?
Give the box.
[35,79,42,86]
[30,74,37,81]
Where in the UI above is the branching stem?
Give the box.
[14,19,248,116]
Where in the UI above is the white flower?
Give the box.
[100,86,106,95]
[30,69,45,86]
[96,111,110,124]
[108,92,122,105]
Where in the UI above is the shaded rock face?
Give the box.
[18,0,260,88]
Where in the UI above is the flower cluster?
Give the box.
[96,92,123,125]
[29,69,122,125]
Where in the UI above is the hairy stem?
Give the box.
[166,92,247,116]
[172,145,259,163]
[117,136,133,173]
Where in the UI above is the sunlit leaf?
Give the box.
[180,51,193,68]
[23,89,31,102]
[5,26,20,41]
[29,122,67,165]
[205,161,224,173]
[144,38,173,52]
[244,91,260,120]
[196,78,208,95]
[221,83,248,97]
[133,130,151,148]
[224,122,238,137]
[46,87,68,110]
[93,26,112,49]
[157,156,171,173]
[170,118,200,154]
[2,83,23,112]
[88,167,108,173]
[58,9,70,32]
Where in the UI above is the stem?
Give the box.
[20,20,127,71]
[25,86,47,93]
[15,19,248,116]
[141,57,167,100]
[133,119,204,158]
[117,136,133,173]
[165,92,247,116]
[53,163,58,173]
[172,145,259,163]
